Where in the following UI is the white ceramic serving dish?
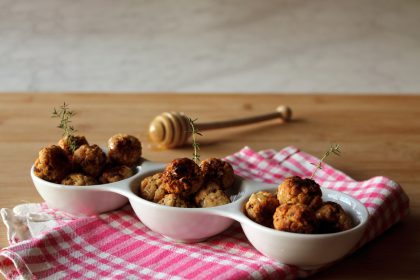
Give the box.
[237,187,369,268]
[31,161,369,268]
[31,166,137,216]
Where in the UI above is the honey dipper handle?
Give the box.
[196,105,292,131]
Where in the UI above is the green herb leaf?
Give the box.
[187,116,201,163]
[310,144,341,179]
[52,102,78,152]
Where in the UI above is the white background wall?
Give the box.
[0,0,419,93]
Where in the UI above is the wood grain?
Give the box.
[0,93,419,279]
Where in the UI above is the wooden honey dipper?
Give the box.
[148,105,292,148]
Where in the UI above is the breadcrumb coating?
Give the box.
[277,176,322,210]
[34,145,72,183]
[245,191,279,227]
[108,134,142,167]
[200,158,234,189]
[162,158,203,195]
[273,203,318,234]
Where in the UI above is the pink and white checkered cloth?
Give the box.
[0,146,410,279]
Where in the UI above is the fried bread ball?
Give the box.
[200,158,234,189]
[316,201,353,233]
[108,134,142,167]
[73,144,107,177]
[153,185,169,203]
[61,173,97,186]
[194,182,221,206]
[245,191,279,227]
[158,194,189,208]
[201,190,230,208]
[58,135,88,155]
[139,173,168,202]
[273,203,318,234]
[162,158,203,195]
[99,165,133,184]
[277,176,322,210]
[194,182,230,207]
[34,145,72,183]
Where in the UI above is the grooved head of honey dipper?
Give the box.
[148,112,191,149]
[149,116,166,146]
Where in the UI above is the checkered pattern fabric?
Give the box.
[0,146,410,279]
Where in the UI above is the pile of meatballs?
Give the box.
[34,134,142,185]
[139,157,234,208]
[245,176,353,234]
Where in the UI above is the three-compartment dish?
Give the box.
[31,133,368,268]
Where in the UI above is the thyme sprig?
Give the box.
[310,144,341,179]
[187,117,202,163]
[51,102,78,152]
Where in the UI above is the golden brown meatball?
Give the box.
[73,144,107,177]
[158,194,189,208]
[194,182,221,206]
[201,190,230,208]
[277,176,322,210]
[108,134,142,167]
[245,191,279,227]
[139,173,167,202]
[34,145,72,183]
[99,165,134,184]
[194,182,231,207]
[200,158,234,189]
[58,135,88,155]
[162,158,203,195]
[273,203,318,234]
[153,184,169,203]
[315,201,353,233]
[61,173,98,186]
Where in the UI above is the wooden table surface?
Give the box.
[1,94,419,279]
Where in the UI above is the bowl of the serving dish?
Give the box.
[239,186,369,269]
[127,170,246,243]
[30,165,140,216]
